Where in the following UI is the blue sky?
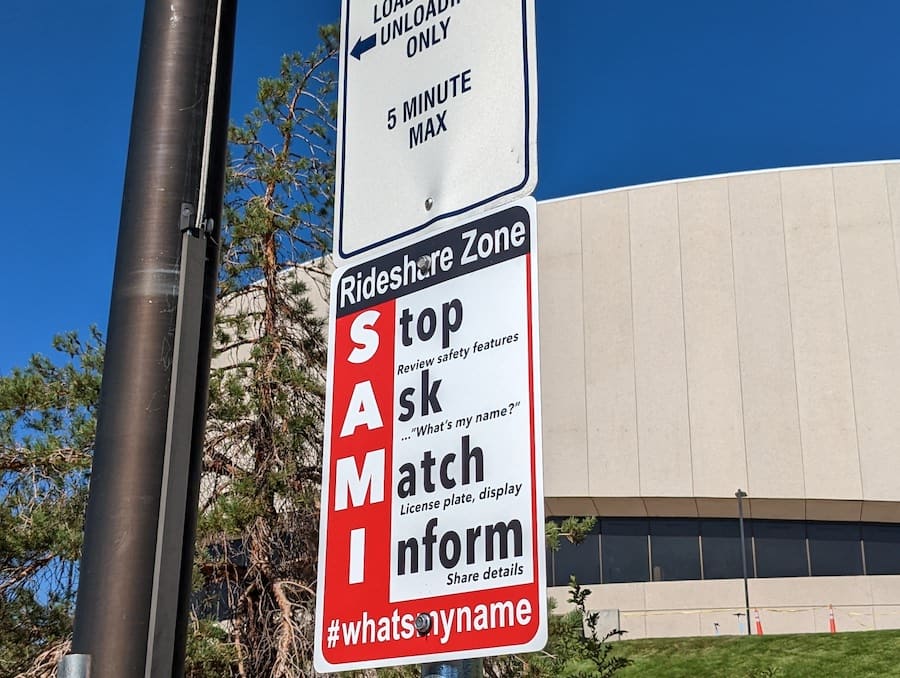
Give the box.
[1,0,899,374]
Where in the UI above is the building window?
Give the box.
[862,523,900,575]
[807,522,863,576]
[601,518,649,584]
[545,546,554,586]
[553,532,601,586]
[650,519,701,581]
[700,518,752,580]
[545,516,900,587]
[752,520,808,578]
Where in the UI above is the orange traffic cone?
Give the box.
[753,608,764,635]
[828,604,837,633]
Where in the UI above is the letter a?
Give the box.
[340,380,384,437]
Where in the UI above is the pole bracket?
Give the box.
[179,203,195,233]
[179,202,215,236]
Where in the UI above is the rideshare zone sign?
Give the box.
[334,0,538,263]
[314,199,545,671]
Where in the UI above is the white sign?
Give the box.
[334,0,538,263]
[315,198,545,671]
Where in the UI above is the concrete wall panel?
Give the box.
[628,185,693,496]
[546,573,900,639]
[644,578,743,611]
[618,611,647,639]
[757,608,816,635]
[866,575,900,602]
[874,606,900,631]
[678,178,747,496]
[645,612,702,638]
[538,199,589,496]
[699,611,746,636]
[728,172,804,498]
[580,192,641,497]
[831,606,876,633]
[780,168,861,499]
[752,575,870,607]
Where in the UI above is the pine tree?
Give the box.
[0,329,102,677]
[188,25,339,677]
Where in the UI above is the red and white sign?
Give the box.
[314,199,545,671]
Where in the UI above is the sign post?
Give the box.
[335,0,538,262]
[314,199,545,672]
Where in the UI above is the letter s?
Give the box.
[348,309,381,364]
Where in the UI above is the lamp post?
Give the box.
[63,2,237,675]
[735,489,751,636]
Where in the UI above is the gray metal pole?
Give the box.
[422,659,484,678]
[68,1,236,675]
[735,489,751,636]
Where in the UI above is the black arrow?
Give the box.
[351,33,377,60]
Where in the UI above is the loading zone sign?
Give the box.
[314,198,546,671]
[334,0,538,263]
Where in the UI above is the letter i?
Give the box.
[349,528,365,584]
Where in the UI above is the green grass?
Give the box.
[615,629,900,678]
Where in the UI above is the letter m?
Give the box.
[334,448,385,511]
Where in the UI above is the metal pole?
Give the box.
[422,659,484,678]
[67,1,236,675]
[735,489,751,636]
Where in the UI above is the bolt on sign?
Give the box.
[334,0,537,263]
[314,199,546,671]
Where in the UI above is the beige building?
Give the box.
[539,161,900,637]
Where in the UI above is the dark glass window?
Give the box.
[192,580,232,620]
[700,519,753,579]
[650,519,701,581]
[754,520,808,578]
[547,516,900,585]
[601,519,649,583]
[553,533,601,586]
[545,546,554,586]
[808,522,863,576]
[863,523,900,575]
